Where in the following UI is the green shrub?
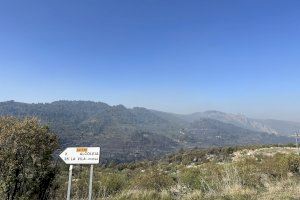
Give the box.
[234,157,262,188]
[286,154,300,174]
[180,163,222,192]
[0,117,59,200]
[96,172,128,196]
[260,153,299,179]
[130,169,175,191]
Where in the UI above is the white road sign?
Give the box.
[59,147,100,164]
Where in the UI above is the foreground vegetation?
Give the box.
[53,145,300,200]
[1,117,300,200]
[0,117,58,200]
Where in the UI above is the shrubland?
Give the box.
[1,116,299,200]
[54,145,300,200]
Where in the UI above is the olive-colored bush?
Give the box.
[234,157,262,188]
[261,153,300,178]
[180,163,222,192]
[97,172,128,196]
[130,169,175,191]
[0,117,59,200]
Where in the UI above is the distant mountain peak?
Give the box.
[113,104,127,109]
[203,110,226,114]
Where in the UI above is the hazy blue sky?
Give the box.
[1,0,300,121]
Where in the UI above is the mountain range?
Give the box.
[177,110,300,136]
[0,100,297,162]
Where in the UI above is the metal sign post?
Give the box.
[88,165,94,200]
[67,165,73,200]
[60,147,100,200]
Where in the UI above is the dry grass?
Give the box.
[259,179,300,200]
[233,147,299,162]
[64,178,300,200]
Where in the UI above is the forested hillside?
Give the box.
[0,100,293,162]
